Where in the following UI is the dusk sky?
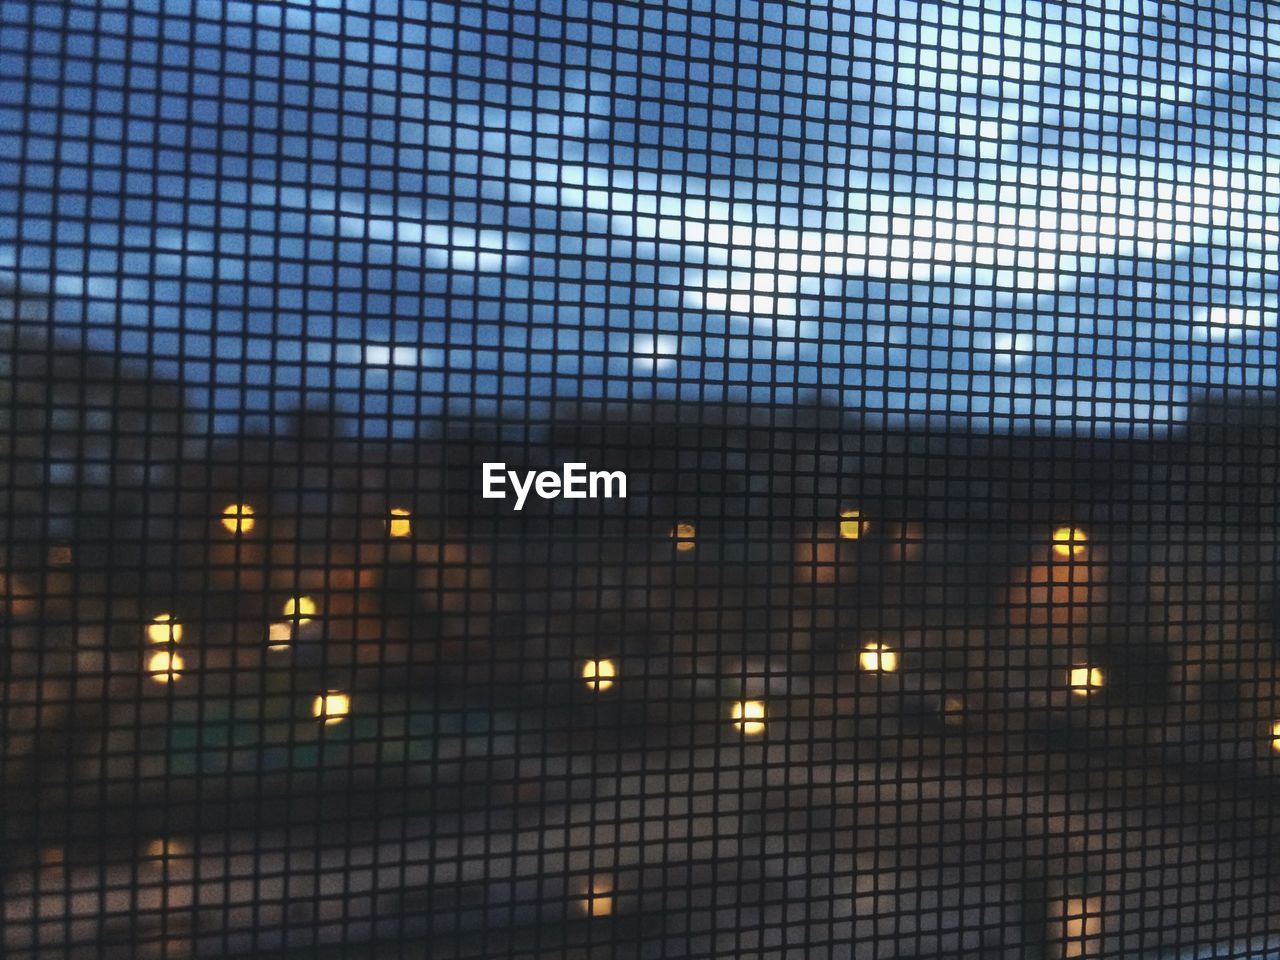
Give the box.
[1,0,1277,435]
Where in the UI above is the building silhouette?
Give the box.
[4,298,1280,957]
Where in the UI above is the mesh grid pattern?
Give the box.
[3,1,1280,958]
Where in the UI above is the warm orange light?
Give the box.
[1004,560,1102,628]
[1069,665,1105,697]
[731,699,766,736]
[147,649,184,683]
[576,875,614,918]
[146,838,187,859]
[1270,720,1280,753]
[582,659,617,692]
[283,595,318,625]
[312,691,351,726]
[839,508,868,540]
[0,573,35,617]
[388,507,412,538]
[942,696,965,727]
[1055,896,1103,959]
[793,538,838,583]
[146,613,182,645]
[1052,526,1088,559]
[887,521,925,562]
[672,523,696,553]
[221,502,256,535]
[858,641,899,673]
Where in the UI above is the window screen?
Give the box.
[3,0,1280,957]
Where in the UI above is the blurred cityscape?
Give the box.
[5,289,1280,959]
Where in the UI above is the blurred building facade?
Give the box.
[4,308,1280,957]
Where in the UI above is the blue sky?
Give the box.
[1,0,1278,435]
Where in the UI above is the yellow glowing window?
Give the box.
[581,659,617,692]
[1069,665,1105,697]
[839,508,868,540]
[147,649,184,683]
[388,507,412,538]
[146,613,182,645]
[1270,720,1280,753]
[858,641,899,673]
[220,502,256,535]
[672,522,696,552]
[731,699,766,736]
[283,595,318,625]
[1051,526,1088,559]
[576,876,614,918]
[312,691,351,726]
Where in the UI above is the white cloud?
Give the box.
[631,333,679,375]
[664,159,1280,320]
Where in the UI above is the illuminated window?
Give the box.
[146,838,188,859]
[1069,665,1105,697]
[575,875,614,918]
[581,659,617,692]
[1270,720,1280,753]
[858,641,899,673]
[942,696,965,727]
[312,691,351,726]
[220,502,256,535]
[839,508,868,540]
[283,595,318,626]
[266,621,293,652]
[387,507,412,538]
[1052,526,1088,559]
[731,699,766,736]
[146,613,182,645]
[671,522,696,553]
[1052,896,1102,959]
[147,649,184,683]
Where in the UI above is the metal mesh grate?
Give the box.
[3,1,1280,958]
